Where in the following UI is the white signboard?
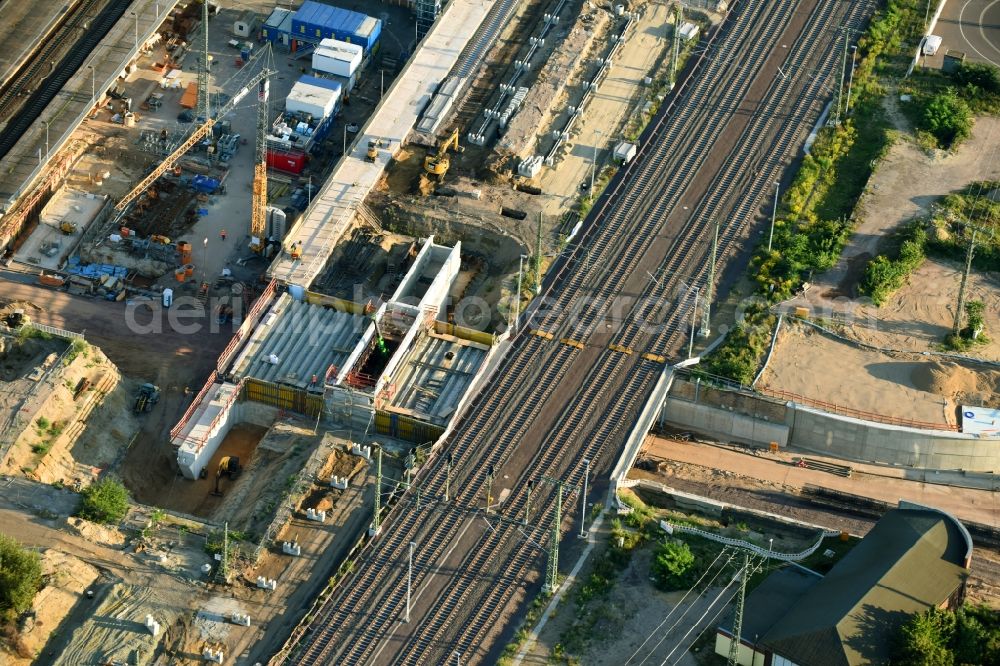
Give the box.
[961,405,1000,436]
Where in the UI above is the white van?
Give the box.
[923,35,943,56]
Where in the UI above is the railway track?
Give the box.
[275,0,878,663]
[0,0,130,161]
[408,0,877,660]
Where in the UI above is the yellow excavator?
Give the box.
[418,129,462,195]
[210,456,242,496]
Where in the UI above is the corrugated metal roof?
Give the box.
[294,1,370,33]
[356,16,379,39]
[388,333,486,425]
[299,75,343,94]
[265,7,293,28]
[231,294,366,390]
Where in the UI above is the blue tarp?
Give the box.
[65,256,128,279]
[191,175,220,193]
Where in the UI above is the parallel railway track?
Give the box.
[0,0,130,160]
[275,0,878,663]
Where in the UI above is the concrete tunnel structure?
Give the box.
[172,236,501,479]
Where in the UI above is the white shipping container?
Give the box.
[285,81,340,119]
[312,39,363,78]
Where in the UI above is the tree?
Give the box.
[77,478,130,525]
[953,62,1000,95]
[920,89,973,149]
[964,300,985,340]
[651,539,695,590]
[895,607,956,665]
[0,535,42,620]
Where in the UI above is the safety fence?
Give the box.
[433,320,495,347]
[373,410,444,443]
[216,278,278,375]
[662,521,843,562]
[27,323,85,341]
[242,377,323,418]
[171,279,279,441]
[756,385,959,432]
[304,290,368,315]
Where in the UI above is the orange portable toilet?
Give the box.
[175,269,186,282]
[184,264,194,278]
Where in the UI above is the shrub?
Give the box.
[651,539,695,591]
[77,478,130,525]
[859,222,927,305]
[953,62,1000,95]
[700,313,776,386]
[919,89,973,148]
[0,535,42,621]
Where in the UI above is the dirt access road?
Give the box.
[642,435,1000,527]
[1,271,231,494]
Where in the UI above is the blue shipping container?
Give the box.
[291,1,381,52]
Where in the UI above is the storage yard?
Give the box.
[1,0,999,665]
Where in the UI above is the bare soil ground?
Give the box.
[521,546,703,666]
[0,549,99,666]
[759,321,1000,427]
[2,338,143,485]
[785,115,1000,358]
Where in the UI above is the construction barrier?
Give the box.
[433,320,494,347]
[242,377,323,418]
[217,278,278,375]
[304,290,368,315]
[373,410,444,444]
[27,323,85,341]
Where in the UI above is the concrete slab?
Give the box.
[267,0,493,288]
[15,189,107,270]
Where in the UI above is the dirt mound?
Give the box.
[65,516,126,548]
[316,448,365,484]
[910,360,980,397]
[910,360,1000,408]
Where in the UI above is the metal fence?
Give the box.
[28,323,84,341]
[663,521,843,562]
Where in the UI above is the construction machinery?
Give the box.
[423,129,461,178]
[210,456,242,496]
[365,138,384,162]
[418,129,462,194]
[133,383,161,414]
[59,221,78,235]
[249,51,273,254]
[112,49,275,222]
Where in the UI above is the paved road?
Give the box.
[928,0,1000,67]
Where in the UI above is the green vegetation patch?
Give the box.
[0,535,42,622]
[859,221,927,305]
[77,477,130,525]
[894,605,1000,665]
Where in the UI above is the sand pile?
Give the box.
[911,360,980,396]
[910,360,1000,407]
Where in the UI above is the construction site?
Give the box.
[4,0,1000,663]
[0,0,696,660]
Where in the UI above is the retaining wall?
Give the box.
[662,379,1000,472]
